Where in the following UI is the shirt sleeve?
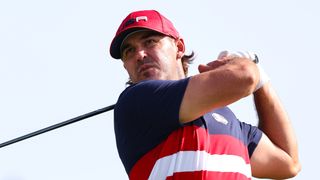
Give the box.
[114,78,190,173]
[240,121,263,157]
[207,106,263,158]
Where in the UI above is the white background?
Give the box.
[1,0,318,179]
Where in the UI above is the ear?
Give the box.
[176,38,185,59]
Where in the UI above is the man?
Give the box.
[109,9,301,179]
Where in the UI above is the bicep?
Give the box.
[251,133,297,179]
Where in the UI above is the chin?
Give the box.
[139,77,159,82]
[140,71,162,80]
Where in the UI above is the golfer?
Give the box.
[110,9,301,179]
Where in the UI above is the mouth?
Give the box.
[138,64,157,74]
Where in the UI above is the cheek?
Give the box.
[123,61,133,69]
[123,62,134,75]
[155,46,177,61]
[123,63,129,73]
[123,63,130,74]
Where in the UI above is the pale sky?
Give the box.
[0,0,319,179]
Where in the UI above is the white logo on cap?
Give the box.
[136,16,148,22]
[212,113,228,125]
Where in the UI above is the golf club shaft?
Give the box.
[0,104,115,149]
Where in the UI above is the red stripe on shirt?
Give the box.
[129,125,250,179]
[166,170,251,180]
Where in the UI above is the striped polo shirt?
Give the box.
[114,78,262,179]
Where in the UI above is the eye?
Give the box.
[144,38,157,47]
[122,47,135,59]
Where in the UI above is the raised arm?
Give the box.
[250,83,301,178]
[179,56,259,123]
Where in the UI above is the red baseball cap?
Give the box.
[109,10,181,59]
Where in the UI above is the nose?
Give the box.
[135,47,147,62]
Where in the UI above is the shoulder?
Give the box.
[132,78,190,92]
[203,107,262,144]
[117,78,190,103]
[114,78,190,119]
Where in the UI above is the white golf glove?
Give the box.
[217,50,270,91]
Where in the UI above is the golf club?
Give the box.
[0,104,115,149]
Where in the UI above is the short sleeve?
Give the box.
[240,121,263,157]
[114,78,190,173]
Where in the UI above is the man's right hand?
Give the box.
[198,50,255,74]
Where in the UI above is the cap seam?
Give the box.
[154,10,165,34]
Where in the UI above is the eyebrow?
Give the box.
[120,31,164,55]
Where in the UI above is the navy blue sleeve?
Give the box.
[206,106,263,157]
[240,121,263,157]
[114,78,190,173]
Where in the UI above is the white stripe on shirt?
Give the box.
[148,150,251,180]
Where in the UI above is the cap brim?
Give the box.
[110,27,146,59]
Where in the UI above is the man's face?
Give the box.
[120,30,185,83]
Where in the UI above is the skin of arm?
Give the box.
[179,53,301,178]
[250,83,301,179]
[179,56,259,123]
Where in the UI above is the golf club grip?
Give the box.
[0,104,115,149]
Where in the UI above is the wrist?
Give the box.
[217,50,270,92]
[255,63,270,92]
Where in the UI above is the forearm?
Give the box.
[180,58,258,123]
[198,58,258,106]
[254,83,300,167]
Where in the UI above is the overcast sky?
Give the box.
[1,0,319,179]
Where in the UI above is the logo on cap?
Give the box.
[124,16,148,28]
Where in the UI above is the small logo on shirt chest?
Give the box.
[211,113,228,125]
